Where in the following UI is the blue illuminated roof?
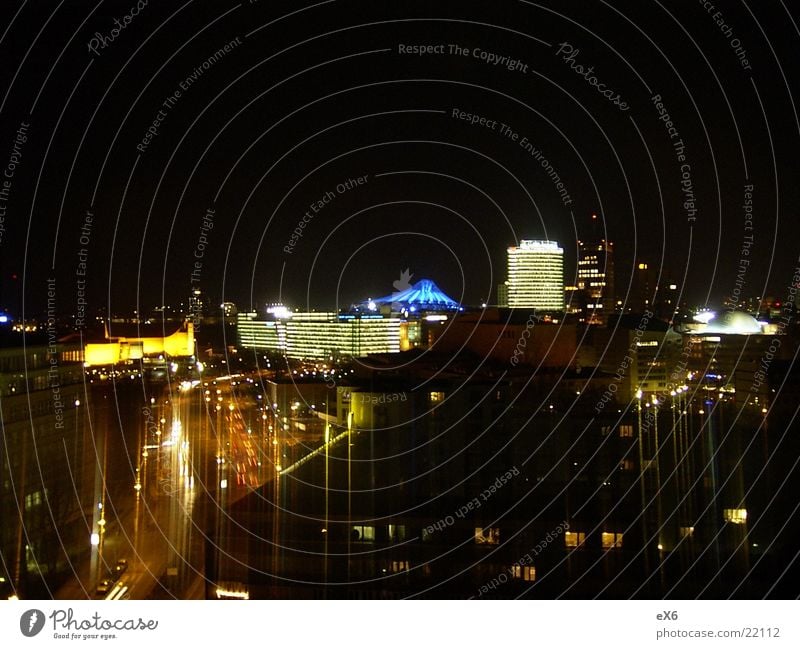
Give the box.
[368,279,459,311]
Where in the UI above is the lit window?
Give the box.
[619,425,634,438]
[602,532,623,549]
[620,459,635,471]
[352,525,375,541]
[723,508,747,524]
[565,531,585,548]
[388,524,406,541]
[475,527,500,545]
[429,391,445,403]
[511,564,536,581]
[391,560,410,572]
[24,491,42,511]
[679,526,694,538]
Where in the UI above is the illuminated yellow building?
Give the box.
[83,322,194,366]
[507,240,564,311]
[577,239,614,322]
[237,311,412,360]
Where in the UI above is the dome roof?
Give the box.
[703,311,762,335]
[367,278,459,311]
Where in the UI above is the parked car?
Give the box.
[95,579,114,595]
[113,559,128,576]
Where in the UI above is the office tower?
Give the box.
[497,283,508,308]
[188,288,205,326]
[506,240,564,310]
[220,302,237,317]
[630,261,656,313]
[0,341,92,597]
[577,239,615,322]
[237,310,407,359]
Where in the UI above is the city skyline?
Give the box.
[1,222,793,318]
[0,236,782,326]
[0,4,799,317]
[1,0,800,616]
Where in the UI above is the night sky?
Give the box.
[0,0,798,319]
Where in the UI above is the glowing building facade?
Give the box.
[238,311,411,360]
[366,278,460,312]
[507,240,564,311]
[577,239,615,322]
[82,322,195,366]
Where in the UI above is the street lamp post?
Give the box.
[652,395,663,551]
[636,389,649,573]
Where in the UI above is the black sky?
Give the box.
[0,0,798,320]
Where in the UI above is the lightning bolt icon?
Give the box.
[28,612,38,632]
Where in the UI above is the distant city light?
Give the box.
[215,587,249,600]
[267,305,291,319]
[693,309,716,324]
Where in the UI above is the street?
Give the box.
[55,375,277,599]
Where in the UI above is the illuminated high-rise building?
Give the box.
[497,283,508,308]
[506,240,564,310]
[188,287,205,325]
[577,239,615,322]
[238,309,415,360]
[630,261,656,313]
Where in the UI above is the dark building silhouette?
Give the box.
[0,336,92,598]
[205,314,800,598]
[577,240,615,323]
